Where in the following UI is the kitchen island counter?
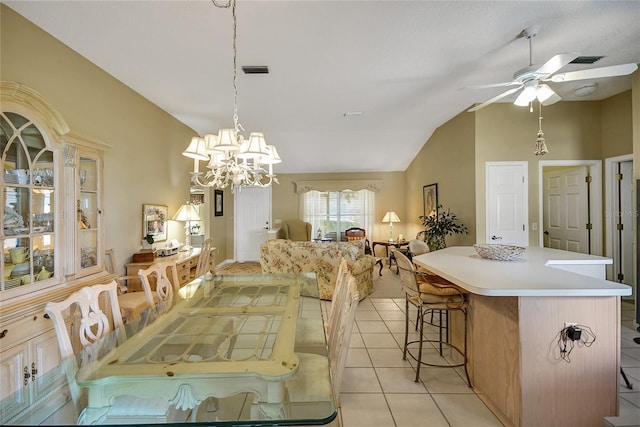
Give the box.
[412,246,630,297]
[412,246,631,427]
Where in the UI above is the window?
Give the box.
[302,189,376,241]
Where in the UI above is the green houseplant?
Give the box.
[418,204,468,251]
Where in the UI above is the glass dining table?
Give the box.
[0,273,336,426]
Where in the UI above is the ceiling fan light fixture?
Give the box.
[514,85,536,106]
[574,83,598,97]
[535,84,555,103]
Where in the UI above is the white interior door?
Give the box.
[486,162,528,246]
[542,166,589,253]
[234,186,271,262]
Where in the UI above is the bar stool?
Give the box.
[392,249,471,386]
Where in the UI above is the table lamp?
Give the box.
[172,203,201,251]
[382,210,401,243]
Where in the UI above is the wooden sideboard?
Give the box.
[125,248,215,291]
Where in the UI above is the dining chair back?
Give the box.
[106,248,158,321]
[327,274,360,396]
[285,268,360,414]
[194,238,214,278]
[45,281,171,423]
[294,258,351,354]
[45,280,124,359]
[138,260,180,307]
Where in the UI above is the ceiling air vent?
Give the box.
[242,66,269,74]
[570,56,604,65]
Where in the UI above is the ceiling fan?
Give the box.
[467,26,638,112]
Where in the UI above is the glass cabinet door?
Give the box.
[1,112,57,294]
[77,154,101,276]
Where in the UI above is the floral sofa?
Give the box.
[259,239,377,300]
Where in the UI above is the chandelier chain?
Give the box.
[232,0,239,131]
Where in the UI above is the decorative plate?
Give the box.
[473,244,526,261]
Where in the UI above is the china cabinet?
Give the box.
[0,82,111,415]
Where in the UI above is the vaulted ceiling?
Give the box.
[5,1,640,174]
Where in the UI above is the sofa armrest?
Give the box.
[347,254,377,275]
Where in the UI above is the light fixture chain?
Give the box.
[538,101,543,131]
[232,0,239,131]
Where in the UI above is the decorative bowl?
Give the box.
[473,244,526,261]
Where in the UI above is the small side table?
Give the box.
[371,241,409,272]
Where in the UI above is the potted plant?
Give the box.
[418,204,468,251]
[142,233,154,250]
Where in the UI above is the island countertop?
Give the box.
[412,246,631,297]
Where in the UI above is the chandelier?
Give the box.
[182,0,281,191]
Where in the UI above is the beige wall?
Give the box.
[601,91,633,159]
[272,172,406,245]
[404,87,633,250]
[404,111,476,247]
[0,5,232,271]
[474,101,600,246]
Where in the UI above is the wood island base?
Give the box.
[461,294,620,427]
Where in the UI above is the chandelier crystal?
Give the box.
[182,0,281,191]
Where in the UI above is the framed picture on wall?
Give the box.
[142,204,168,242]
[423,183,438,218]
[214,190,223,217]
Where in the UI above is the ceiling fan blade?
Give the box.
[538,84,562,106]
[535,53,580,76]
[548,63,638,82]
[466,81,520,89]
[467,86,522,112]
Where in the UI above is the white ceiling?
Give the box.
[5,1,640,174]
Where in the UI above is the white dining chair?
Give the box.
[193,238,215,278]
[138,260,180,310]
[284,273,360,419]
[294,258,352,354]
[105,248,153,322]
[44,280,170,424]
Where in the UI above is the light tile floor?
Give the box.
[333,296,640,427]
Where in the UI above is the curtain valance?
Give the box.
[294,180,382,194]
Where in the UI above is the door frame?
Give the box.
[604,154,634,284]
[538,160,602,255]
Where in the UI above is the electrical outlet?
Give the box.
[564,322,577,329]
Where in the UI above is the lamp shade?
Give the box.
[261,145,282,164]
[237,132,269,160]
[382,210,401,223]
[172,204,201,222]
[213,128,241,152]
[182,137,208,161]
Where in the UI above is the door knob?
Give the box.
[543,231,549,235]
[491,235,502,240]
